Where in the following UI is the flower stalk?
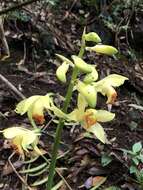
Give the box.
[46,32,86,190]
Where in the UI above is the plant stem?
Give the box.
[46,32,86,190]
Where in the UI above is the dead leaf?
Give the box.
[92,176,107,189]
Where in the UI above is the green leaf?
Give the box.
[132,142,142,153]
[20,162,48,174]
[101,154,113,166]
[51,180,64,190]
[87,123,107,143]
[31,175,49,186]
[132,157,139,165]
[137,155,143,163]
[130,165,138,174]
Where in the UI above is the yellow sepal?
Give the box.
[86,45,118,56]
[71,55,93,73]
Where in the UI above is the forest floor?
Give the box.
[0,1,143,190]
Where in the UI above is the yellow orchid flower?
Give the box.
[93,74,128,104]
[15,93,68,126]
[67,94,115,143]
[3,127,41,155]
[15,94,53,125]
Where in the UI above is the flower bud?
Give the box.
[56,62,69,83]
[84,32,101,43]
[83,66,98,83]
[77,81,97,108]
[86,45,118,56]
[71,55,92,73]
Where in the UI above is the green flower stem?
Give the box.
[46,33,86,190]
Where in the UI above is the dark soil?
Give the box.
[0,1,143,190]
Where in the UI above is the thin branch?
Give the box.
[8,152,33,190]
[0,0,40,16]
[0,74,26,100]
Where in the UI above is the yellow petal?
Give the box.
[77,81,97,108]
[3,127,40,154]
[3,127,28,139]
[56,62,69,83]
[86,45,118,56]
[93,74,128,104]
[15,96,40,115]
[83,66,98,83]
[84,32,101,43]
[22,131,38,151]
[77,93,88,113]
[87,109,115,122]
[71,55,93,73]
[94,74,128,88]
[55,54,73,66]
[12,136,23,154]
[67,109,82,122]
[104,85,117,104]
[86,123,107,143]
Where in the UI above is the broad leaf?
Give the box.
[132,142,142,153]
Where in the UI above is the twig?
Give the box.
[0,0,41,16]
[0,74,26,100]
[62,0,77,21]
[0,17,10,59]
[8,152,33,190]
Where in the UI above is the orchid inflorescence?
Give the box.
[2,31,128,156]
